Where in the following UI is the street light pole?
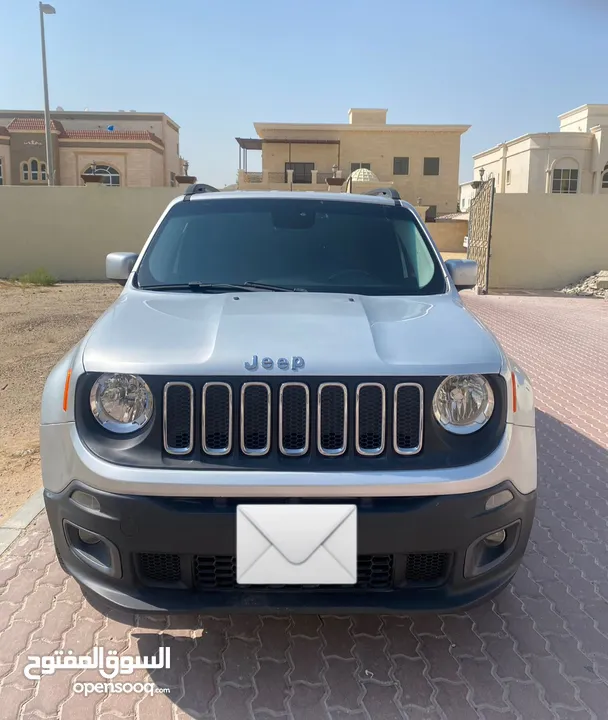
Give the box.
[39,2,56,186]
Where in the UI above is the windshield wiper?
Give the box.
[140,282,307,293]
[242,281,307,292]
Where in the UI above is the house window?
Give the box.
[285,162,314,184]
[602,163,608,189]
[393,157,409,175]
[423,157,440,176]
[21,158,46,183]
[84,164,121,186]
[506,170,511,185]
[351,162,371,173]
[552,168,578,194]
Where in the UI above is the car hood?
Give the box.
[82,290,505,376]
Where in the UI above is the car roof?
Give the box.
[188,190,414,209]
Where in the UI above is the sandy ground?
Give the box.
[0,282,121,521]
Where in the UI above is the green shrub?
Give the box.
[17,268,58,286]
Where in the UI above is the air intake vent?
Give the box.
[404,552,449,584]
[356,383,386,455]
[139,553,182,584]
[240,383,271,455]
[318,383,347,456]
[202,382,232,455]
[279,383,310,455]
[163,383,193,455]
[394,383,423,454]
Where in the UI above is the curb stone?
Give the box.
[0,488,45,556]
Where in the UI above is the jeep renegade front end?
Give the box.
[41,187,537,613]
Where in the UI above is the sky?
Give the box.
[1,0,606,188]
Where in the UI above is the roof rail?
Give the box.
[183,183,220,200]
[363,187,401,200]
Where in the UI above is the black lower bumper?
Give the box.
[44,481,536,614]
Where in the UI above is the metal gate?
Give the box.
[466,177,495,293]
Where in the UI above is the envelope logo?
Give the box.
[236,504,357,585]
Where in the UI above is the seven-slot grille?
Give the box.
[163,380,423,458]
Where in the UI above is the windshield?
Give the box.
[136,197,447,296]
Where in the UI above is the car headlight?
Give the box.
[432,375,494,434]
[90,373,154,433]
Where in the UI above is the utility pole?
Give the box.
[39,3,56,186]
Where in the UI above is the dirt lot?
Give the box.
[0,282,120,521]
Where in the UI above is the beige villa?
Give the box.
[236,108,470,217]
[0,109,186,187]
[471,104,608,195]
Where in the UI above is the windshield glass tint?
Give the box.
[137,197,446,296]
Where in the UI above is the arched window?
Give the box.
[84,164,120,187]
[21,158,46,183]
[551,157,579,194]
[602,162,608,189]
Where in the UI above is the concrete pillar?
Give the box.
[311,169,318,184]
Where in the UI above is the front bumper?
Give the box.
[45,479,536,613]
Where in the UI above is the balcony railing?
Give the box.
[238,169,346,187]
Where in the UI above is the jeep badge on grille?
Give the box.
[244,355,305,371]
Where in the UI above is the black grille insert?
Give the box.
[394,384,422,454]
[279,383,309,455]
[356,383,385,455]
[193,554,394,590]
[318,383,347,455]
[203,383,232,455]
[163,383,193,454]
[136,551,451,590]
[404,552,449,584]
[241,383,271,455]
[139,553,182,584]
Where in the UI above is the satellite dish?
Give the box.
[107,125,115,132]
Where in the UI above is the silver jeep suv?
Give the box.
[40,185,537,613]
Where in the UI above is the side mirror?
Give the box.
[445,259,477,291]
[106,252,138,285]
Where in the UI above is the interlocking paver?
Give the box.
[0,293,607,718]
[252,659,290,715]
[288,635,325,684]
[324,657,364,711]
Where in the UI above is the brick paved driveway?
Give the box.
[0,293,607,720]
